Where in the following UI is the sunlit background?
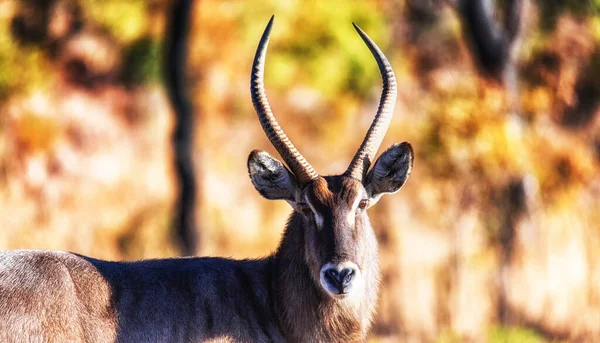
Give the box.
[1,0,599,342]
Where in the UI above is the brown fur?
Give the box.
[274,177,380,342]
[0,176,382,343]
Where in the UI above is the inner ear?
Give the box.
[365,142,413,204]
[248,150,299,202]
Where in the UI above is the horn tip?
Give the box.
[352,22,363,33]
[352,23,371,44]
[266,15,274,31]
[255,15,275,60]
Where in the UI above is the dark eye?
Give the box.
[358,199,369,210]
[299,203,312,215]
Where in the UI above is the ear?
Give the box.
[248,150,299,203]
[365,142,413,206]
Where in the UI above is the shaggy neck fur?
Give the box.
[271,213,380,342]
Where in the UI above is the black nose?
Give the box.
[324,267,356,293]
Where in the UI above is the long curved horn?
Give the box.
[345,23,397,181]
[250,16,319,184]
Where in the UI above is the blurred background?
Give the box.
[1,0,599,341]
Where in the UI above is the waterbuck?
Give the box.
[0,16,413,343]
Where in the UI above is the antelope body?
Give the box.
[0,17,413,343]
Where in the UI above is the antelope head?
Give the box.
[248,17,413,300]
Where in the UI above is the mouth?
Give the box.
[329,291,351,300]
[324,289,354,301]
[320,281,353,298]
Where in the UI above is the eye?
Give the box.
[358,199,369,210]
[299,203,312,215]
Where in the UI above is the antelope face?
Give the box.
[248,143,413,299]
[303,176,375,298]
[247,16,413,300]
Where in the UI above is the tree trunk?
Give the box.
[164,0,198,256]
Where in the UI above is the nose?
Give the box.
[323,266,357,294]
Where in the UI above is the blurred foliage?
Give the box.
[235,0,389,99]
[435,325,546,343]
[80,0,149,43]
[13,112,60,154]
[268,1,387,98]
[487,325,545,343]
[538,0,600,31]
[122,37,162,86]
[0,23,52,98]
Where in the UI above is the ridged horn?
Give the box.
[345,23,397,181]
[250,16,319,184]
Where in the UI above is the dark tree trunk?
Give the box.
[496,178,527,324]
[457,0,524,84]
[164,0,198,256]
